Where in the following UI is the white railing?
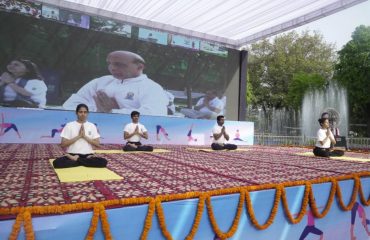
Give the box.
[254,134,307,146]
[254,134,370,150]
[347,137,370,150]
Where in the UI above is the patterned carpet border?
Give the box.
[0,144,369,239]
[2,172,370,240]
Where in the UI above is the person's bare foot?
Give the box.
[128,143,138,149]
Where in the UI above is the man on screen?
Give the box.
[63,51,169,115]
[180,90,223,119]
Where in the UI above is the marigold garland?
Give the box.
[140,198,156,240]
[85,203,114,240]
[2,172,369,240]
[155,198,173,240]
[358,178,370,206]
[245,185,282,230]
[308,178,337,218]
[280,182,310,224]
[99,204,113,240]
[23,211,35,240]
[185,194,206,240]
[9,212,23,240]
[207,189,245,239]
[335,176,359,211]
[86,204,101,240]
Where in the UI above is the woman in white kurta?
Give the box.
[313,118,344,157]
[0,59,47,108]
[53,104,108,168]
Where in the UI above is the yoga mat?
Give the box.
[49,159,123,182]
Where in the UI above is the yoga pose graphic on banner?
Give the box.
[0,112,21,138]
[297,208,324,240]
[41,123,66,138]
[233,129,244,141]
[156,125,170,141]
[187,124,197,142]
[351,202,370,240]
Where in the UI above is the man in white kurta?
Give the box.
[211,115,237,150]
[123,111,153,151]
[181,90,223,119]
[63,51,169,116]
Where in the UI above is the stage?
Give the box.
[0,144,369,239]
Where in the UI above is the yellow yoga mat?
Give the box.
[94,149,170,154]
[186,148,250,152]
[49,159,123,183]
[296,152,369,163]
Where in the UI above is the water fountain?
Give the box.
[249,107,300,136]
[301,82,348,138]
[271,107,300,136]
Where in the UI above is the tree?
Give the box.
[246,75,255,107]
[287,73,326,110]
[248,30,336,111]
[335,25,370,136]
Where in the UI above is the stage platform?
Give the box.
[0,144,369,239]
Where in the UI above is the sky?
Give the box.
[283,0,370,50]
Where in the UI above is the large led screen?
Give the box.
[0,6,240,119]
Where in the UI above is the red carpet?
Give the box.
[0,144,369,209]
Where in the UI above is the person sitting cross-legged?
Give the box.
[122,111,153,152]
[313,117,344,158]
[211,115,237,151]
[53,104,107,168]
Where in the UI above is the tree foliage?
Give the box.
[248,30,336,110]
[335,25,370,136]
[287,73,326,109]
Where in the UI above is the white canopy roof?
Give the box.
[38,0,367,49]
